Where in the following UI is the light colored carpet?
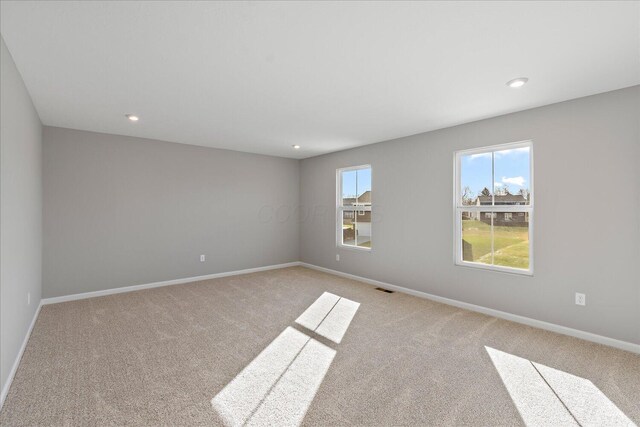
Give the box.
[1,266,638,426]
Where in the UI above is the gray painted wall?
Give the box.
[0,37,43,391]
[300,86,640,345]
[43,127,299,298]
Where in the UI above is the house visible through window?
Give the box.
[337,165,371,249]
[455,141,533,274]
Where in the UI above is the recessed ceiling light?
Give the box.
[292,145,301,149]
[506,78,528,88]
[126,114,139,122]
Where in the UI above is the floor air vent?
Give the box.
[375,287,394,293]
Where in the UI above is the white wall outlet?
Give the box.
[200,254,206,262]
[336,254,340,262]
[27,292,31,305]
[575,292,586,306]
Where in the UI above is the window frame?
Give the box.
[453,140,534,276]
[336,164,372,251]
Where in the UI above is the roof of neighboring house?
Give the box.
[343,190,371,205]
[476,194,527,204]
[357,190,371,203]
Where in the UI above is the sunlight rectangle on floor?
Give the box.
[211,327,336,427]
[532,362,635,427]
[314,297,360,344]
[294,292,360,344]
[212,327,310,425]
[485,346,578,426]
[246,337,335,426]
[486,346,635,427]
[295,292,340,331]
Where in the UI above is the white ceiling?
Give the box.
[1,1,639,159]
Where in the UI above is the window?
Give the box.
[455,141,533,274]
[337,165,372,249]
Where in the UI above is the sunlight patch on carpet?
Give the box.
[486,346,576,426]
[212,292,361,426]
[295,292,340,331]
[295,292,360,343]
[532,362,635,427]
[212,327,335,426]
[486,346,635,427]
[314,297,359,344]
[246,336,335,426]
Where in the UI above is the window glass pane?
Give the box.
[355,167,371,248]
[341,169,357,207]
[460,152,493,206]
[342,210,356,246]
[356,210,371,248]
[492,219,529,269]
[355,168,371,205]
[461,212,492,265]
[494,146,531,205]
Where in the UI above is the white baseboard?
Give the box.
[41,262,301,305]
[1,302,42,410]
[3,260,635,413]
[300,263,640,355]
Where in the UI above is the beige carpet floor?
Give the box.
[1,266,639,426]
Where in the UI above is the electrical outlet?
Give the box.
[336,254,340,262]
[27,292,31,305]
[575,292,586,306]
[200,254,206,262]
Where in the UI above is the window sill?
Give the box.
[455,261,533,277]
[337,244,372,253]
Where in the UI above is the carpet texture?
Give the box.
[1,266,639,426]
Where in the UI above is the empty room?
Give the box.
[1,1,639,426]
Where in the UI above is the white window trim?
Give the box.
[453,140,534,276]
[337,164,372,251]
